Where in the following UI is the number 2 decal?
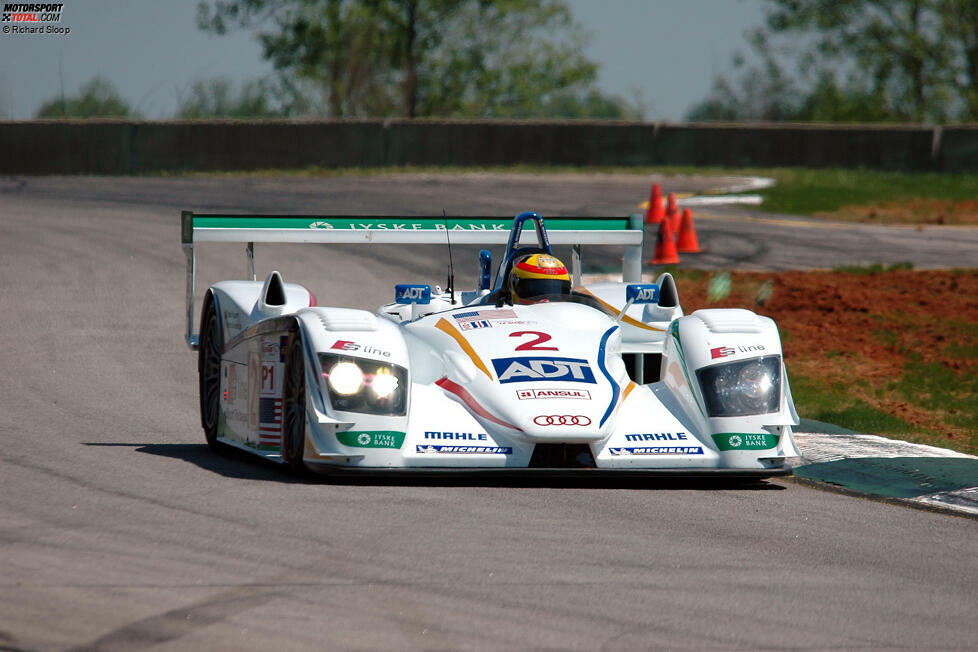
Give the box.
[510,331,558,351]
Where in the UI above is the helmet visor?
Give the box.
[513,277,571,301]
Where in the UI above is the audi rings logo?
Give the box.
[533,415,592,426]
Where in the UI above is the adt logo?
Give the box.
[394,284,431,304]
[491,357,596,384]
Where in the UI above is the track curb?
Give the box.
[788,425,978,518]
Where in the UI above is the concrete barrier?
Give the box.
[654,123,936,170]
[382,120,661,167]
[129,121,389,171]
[0,121,131,174]
[0,119,973,174]
[936,126,978,172]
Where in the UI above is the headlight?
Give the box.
[327,361,364,395]
[696,356,781,417]
[319,353,408,415]
[369,367,399,398]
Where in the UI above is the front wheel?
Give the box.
[281,331,308,472]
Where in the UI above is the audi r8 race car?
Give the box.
[182,211,801,477]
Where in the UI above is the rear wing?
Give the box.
[182,212,645,349]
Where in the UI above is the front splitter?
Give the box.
[302,462,793,481]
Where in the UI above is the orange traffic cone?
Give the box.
[676,208,703,253]
[644,183,665,224]
[649,217,680,265]
[665,193,680,232]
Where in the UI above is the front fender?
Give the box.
[663,309,799,465]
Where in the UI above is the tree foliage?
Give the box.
[196,0,638,119]
[176,77,291,118]
[687,0,978,123]
[35,77,136,118]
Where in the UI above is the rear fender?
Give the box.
[210,272,313,343]
[198,290,221,374]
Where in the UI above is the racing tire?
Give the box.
[198,296,222,451]
[281,331,308,473]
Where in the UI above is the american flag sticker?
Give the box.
[258,397,282,448]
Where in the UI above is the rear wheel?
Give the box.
[281,332,307,472]
[198,297,222,451]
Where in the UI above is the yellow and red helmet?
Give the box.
[508,253,571,304]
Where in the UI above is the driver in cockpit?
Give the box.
[507,253,571,305]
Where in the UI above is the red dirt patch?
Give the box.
[822,199,978,225]
[676,269,978,453]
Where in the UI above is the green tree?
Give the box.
[685,46,800,122]
[545,90,644,120]
[35,77,135,118]
[197,0,633,119]
[937,0,978,119]
[687,0,978,123]
[176,77,291,118]
[792,72,901,122]
[202,0,401,117]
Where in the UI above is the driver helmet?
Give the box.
[509,253,571,304]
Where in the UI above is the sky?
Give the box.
[0,0,766,121]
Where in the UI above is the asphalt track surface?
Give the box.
[1,174,976,651]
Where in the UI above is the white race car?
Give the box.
[182,211,800,477]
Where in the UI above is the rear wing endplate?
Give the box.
[181,212,645,350]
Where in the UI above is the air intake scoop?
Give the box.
[257,271,288,315]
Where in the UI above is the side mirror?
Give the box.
[617,284,660,324]
[625,284,660,304]
[479,249,492,291]
[395,284,431,304]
